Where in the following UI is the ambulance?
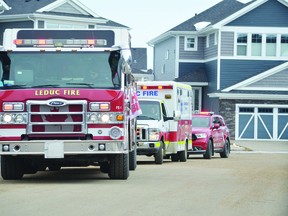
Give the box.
[0,28,140,180]
[136,81,193,164]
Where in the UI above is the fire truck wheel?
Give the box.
[100,162,109,173]
[203,139,213,159]
[1,156,24,180]
[220,139,230,158]
[129,145,137,171]
[178,143,188,162]
[154,141,163,164]
[109,154,129,180]
[171,154,179,162]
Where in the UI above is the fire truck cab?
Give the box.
[0,29,139,180]
[136,81,193,164]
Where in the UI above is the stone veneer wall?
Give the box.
[219,99,287,139]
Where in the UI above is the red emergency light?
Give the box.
[140,85,173,90]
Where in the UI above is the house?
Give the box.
[148,0,288,141]
[0,0,147,74]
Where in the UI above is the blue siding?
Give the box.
[220,60,287,89]
[227,0,288,27]
[179,62,205,74]
[205,60,218,92]
[154,37,176,81]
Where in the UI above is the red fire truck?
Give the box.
[0,29,139,180]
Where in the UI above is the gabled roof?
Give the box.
[223,62,288,92]
[0,0,128,28]
[148,0,255,45]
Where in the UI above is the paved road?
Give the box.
[0,151,287,216]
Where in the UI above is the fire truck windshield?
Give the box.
[0,51,121,89]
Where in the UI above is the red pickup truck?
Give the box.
[188,112,230,159]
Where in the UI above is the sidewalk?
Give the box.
[230,139,288,153]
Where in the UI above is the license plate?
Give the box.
[44,141,64,158]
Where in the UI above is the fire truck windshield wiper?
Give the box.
[31,84,60,88]
[2,84,29,89]
[65,82,94,87]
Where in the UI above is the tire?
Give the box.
[171,154,179,162]
[1,156,24,180]
[220,139,230,158]
[178,143,188,162]
[129,145,137,170]
[100,162,109,173]
[203,139,213,159]
[109,154,129,180]
[154,141,163,164]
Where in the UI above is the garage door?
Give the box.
[236,105,288,140]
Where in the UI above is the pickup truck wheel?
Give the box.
[1,156,24,180]
[220,139,230,158]
[203,139,213,159]
[154,141,163,164]
[109,154,129,180]
[129,145,137,170]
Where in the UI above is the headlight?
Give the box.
[0,113,27,124]
[3,113,13,123]
[149,128,160,141]
[87,112,124,124]
[195,133,207,139]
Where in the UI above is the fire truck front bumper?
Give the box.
[0,140,127,158]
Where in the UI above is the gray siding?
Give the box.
[179,36,204,60]
[221,32,234,56]
[0,21,33,45]
[248,68,288,88]
[220,60,287,89]
[227,0,288,27]
[154,37,176,81]
[204,33,218,59]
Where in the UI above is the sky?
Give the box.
[79,0,246,69]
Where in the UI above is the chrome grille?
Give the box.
[27,99,87,134]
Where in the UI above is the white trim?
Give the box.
[208,92,288,100]
[178,56,218,63]
[175,36,180,78]
[217,29,221,90]
[223,62,288,92]
[37,0,100,18]
[222,26,288,34]
[0,0,11,11]
[184,82,209,86]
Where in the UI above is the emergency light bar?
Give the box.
[140,85,173,90]
[13,39,107,48]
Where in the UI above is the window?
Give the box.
[214,32,218,45]
[281,34,288,57]
[165,50,169,60]
[206,35,210,48]
[251,34,262,56]
[185,36,197,51]
[236,33,288,57]
[266,34,277,56]
[161,64,165,74]
[237,33,247,56]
